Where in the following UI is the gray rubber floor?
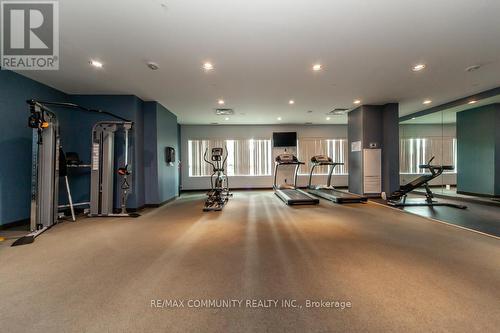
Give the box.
[0,191,499,332]
[376,194,500,237]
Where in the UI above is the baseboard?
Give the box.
[457,190,500,198]
[0,219,29,230]
[181,187,270,192]
[144,196,178,208]
[181,186,349,192]
[124,204,147,213]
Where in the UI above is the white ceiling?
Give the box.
[19,0,500,124]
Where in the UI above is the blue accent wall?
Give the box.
[457,104,500,196]
[0,71,70,225]
[143,102,179,205]
[0,70,179,226]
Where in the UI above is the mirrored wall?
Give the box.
[399,94,500,200]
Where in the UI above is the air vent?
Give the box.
[210,122,219,125]
[465,64,481,72]
[327,108,349,115]
[305,122,313,125]
[215,108,234,116]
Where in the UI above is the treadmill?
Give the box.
[307,155,368,204]
[273,153,320,205]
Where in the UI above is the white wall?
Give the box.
[180,124,348,190]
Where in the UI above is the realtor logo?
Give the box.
[1,0,59,70]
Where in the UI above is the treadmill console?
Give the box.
[212,148,223,156]
[211,147,223,161]
[311,155,332,163]
[276,153,298,164]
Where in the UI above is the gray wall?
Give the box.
[347,107,363,194]
[382,104,400,194]
[348,104,400,195]
[457,104,500,196]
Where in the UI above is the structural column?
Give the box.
[348,103,400,196]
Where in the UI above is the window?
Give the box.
[188,139,272,177]
[400,137,457,174]
[297,138,348,175]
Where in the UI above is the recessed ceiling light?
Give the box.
[326,117,331,120]
[312,64,322,71]
[411,64,426,72]
[203,62,214,71]
[423,99,432,105]
[89,60,103,68]
[289,100,295,105]
[147,62,159,70]
[353,100,361,105]
[218,99,225,105]
[468,100,477,104]
[277,117,282,121]
[224,117,229,121]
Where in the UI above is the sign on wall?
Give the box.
[351,141,361,152]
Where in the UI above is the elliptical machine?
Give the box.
[203,147,231,211]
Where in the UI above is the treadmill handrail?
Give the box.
[308,161,344,188]
[274,161,303,189]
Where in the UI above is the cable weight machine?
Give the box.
[12,100,139,246]
[12,100,61,246]
[89,121,139,217]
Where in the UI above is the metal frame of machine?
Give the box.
[203,147,231,211]
[273,153,319,205]
[12,100,139,246]
[307,155,368,204]
[12,100,60,246]
[89,121,139,217]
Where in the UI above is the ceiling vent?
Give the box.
[327,108,349,115]
[465,64,481,72]
[215,108,234,116]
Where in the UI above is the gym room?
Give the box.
[0,1,499,332]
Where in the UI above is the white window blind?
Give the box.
[188,139,272,177]
[399,137,457,174]
[297,138,348,175]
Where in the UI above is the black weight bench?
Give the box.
[383,156,466,209]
